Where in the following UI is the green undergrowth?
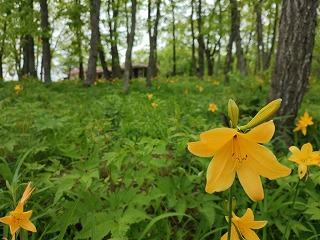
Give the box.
[0,75,319,239]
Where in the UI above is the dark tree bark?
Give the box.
[123,0,137,93]
[264,3,279,71]
[85,0,101,86]
[197,0,204,80]
[0,20,7,80]
[98,31,111,81]
[146,0,161,87]
[191,0,197,76]
[254,0,265,72]
[21,0,37,79]
[40,0,51,86]
[224,0,247,83]
[269,0,318,145]
[108,0,122,79]
[170,0,176,76]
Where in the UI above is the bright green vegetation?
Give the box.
[0,77,319,239]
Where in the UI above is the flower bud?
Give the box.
[228,99,239,128]
[240,98,282,131]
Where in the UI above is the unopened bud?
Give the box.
[224,197,237,212]
[239,99,282,131]
[228,99,239,128]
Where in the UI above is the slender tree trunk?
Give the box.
[0,21,6,80]
[40,0,51,86]
[264,3,279,70]
[123,0,137,93]
[108,0,122,79]
[98,31,111,81]
[171,0,176,76]
[197,0,204,80]
[232,0,247,75]
[255,0,264,72]
[269,0,318,145]
[191,0,197,76]
[146,0,161,87]
[85,0,101,86]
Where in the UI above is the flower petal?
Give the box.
[301,143,313,154]
[242,121,275,143]
[239,137,291,179]
[241,228,261,240]
[20,218,37,232]
[237,165,264,201]
[298,164,307,179]
[200,128,236,151]
[249,220,268,229]
[188,141,216,157]
[0,216,12,225]
[220,226,239,240]
[206,142,236,193]
[241,208,255,222]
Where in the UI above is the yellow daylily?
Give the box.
[221,208,267,240]
[188,120,291,201]
[288,143,320,179]
[208,103,218,112]
[147,93,153,100]
[14,85,22,94]
[0,202,36,240]
[151,102,158,108]
[293,112,313,136]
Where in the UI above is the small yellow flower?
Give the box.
[213,81,220,86]
[221,208,267,240]
[151,102,158,108]
[188,120,291,201]
[0,202,37,239]
[208,103,218,112]
[288,143,320,179]
[147,93,153,100]
[14,84,22,94]
[196,85,204,92]
[293,112,313,136]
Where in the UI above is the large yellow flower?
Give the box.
[188,120,291,201]
[288,143,320,179]
[221,208,267,240]
[293,112,313,136]
[0,202,36,240]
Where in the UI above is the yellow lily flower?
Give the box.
[288,143,320,179]
[188,120,291,201]
[221,208,267,240]
[0,202,37,240]
[14,84,22,94]
[293,112,313,136]
[147,93,153,100]
[151,102,158,108]
[208,103,218,112]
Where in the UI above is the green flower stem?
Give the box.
[282,178,301,240]
[227,186,233,240]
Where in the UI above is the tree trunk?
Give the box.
[123,0,137,93]
[85,0,101,86]
[254,0,265,72]
[98,31,111,81]
[264,3,279,71]
[197,0,204,80]
[232,0,247,75]
[40,0,51,86]
[146,0,161,87]
[191,0,197,76]
[269,0,318,145]
[108,0,122,79]
[171,0,176,76]
[0,21,6,81]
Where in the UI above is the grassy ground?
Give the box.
[0,75,319,239]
